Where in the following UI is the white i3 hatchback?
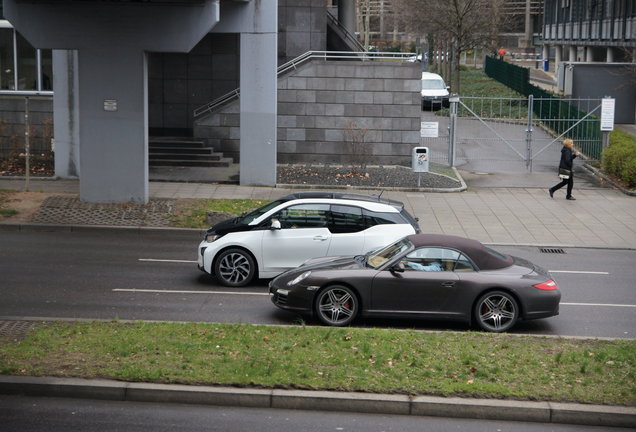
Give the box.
[197,192,420,286]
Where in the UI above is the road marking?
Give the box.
[550,270,609,275]
[139,258,197,264]
[113,288,269,296]
[561,302,636,308]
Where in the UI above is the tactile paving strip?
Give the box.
[32,196,177,227]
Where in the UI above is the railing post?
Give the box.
[526,94,534,171]
[24,96,30,192]
[449,94,459,167]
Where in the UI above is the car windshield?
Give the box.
[366,238,413,269]
[422,79,446,90]
[239,199,286,224]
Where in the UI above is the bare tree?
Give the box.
[344,121,369,175]
[393,0,507,93]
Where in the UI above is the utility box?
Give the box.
[412,146,429,172]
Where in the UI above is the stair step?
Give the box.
[149,159,232,168]
[149,141,207,149]
[149,147,220,156]
[151,153,222,161]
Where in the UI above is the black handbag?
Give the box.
[558,168,570,179]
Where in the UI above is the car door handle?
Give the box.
[441,281,456,287]
[313,235,329,241]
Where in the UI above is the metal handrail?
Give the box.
[326,8,366,53]
[193,50,417,118]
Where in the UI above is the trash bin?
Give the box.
[412,147,429,173]
[543,58,549,72]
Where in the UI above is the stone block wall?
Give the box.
[195,60,422,166]
[278,0,327,64]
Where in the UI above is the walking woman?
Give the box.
[549,138,580,200]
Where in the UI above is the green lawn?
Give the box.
[1,321,634,406]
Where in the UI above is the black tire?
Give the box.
[214,248,256,287]
[474,290,519,332]
[315,285,358,326]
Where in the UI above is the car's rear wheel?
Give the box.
[474,290,519,332]
[214,248,255,287]
[315,285,358,326]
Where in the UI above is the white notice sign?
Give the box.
[600,98,615,131]
[420,122,438,138]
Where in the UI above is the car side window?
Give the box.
[329,205,364,233]
[273,204,330,229]
[362,209,404,227]
[401,247,475,272]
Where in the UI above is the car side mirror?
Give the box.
[270,219,281,230]
[391,262,405,274]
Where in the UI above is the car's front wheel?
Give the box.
[214,248,256,287]
[474,290,519,332]
[315,285,358,326]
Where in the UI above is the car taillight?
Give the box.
[534,280,558,290]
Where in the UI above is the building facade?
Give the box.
[542,0,636,66]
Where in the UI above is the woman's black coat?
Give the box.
[558,146,577,172]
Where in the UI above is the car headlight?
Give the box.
[287,271,311,286]
[204,233,220,243]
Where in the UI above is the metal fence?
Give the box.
[0,95,54,177]
[422,95,603,175]
[483,56,604,160]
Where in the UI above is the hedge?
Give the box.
[603,129,636,188]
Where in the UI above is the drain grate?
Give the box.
[0,321,43,337]
[539,247,566,254]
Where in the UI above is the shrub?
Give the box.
[602,129,636,188]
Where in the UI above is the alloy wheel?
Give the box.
[475,291,518,332]
[316,286,358,326]
[215,249,255,287]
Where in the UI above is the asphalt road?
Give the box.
[1,230,634,339]
[1,395,631,432]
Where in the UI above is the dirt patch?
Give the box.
[0,190,72,223]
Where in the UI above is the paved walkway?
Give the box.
[1,176,635,249]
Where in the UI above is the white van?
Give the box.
[421,72,449,110]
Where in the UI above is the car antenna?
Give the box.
[376,190,385,200]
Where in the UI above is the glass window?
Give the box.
[40,49,52,91]
[363,209,403,226]
[367,238,412,269]
[0,28,14,90]
[274,204,330,229]
[16,32,36,90]
[329,205,364,233]
[401,247,475,272]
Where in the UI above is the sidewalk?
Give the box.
[1,177,635,249]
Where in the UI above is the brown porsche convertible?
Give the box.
[269,234,560,332]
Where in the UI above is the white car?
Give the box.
[197,192,421,286]
[421,72,450,110]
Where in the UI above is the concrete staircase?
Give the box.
[149,137,233,168]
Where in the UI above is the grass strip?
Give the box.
[1,321,634,406]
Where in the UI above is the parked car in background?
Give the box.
[421,72,450,110]
[269,234,560,332]
[198,192,420,287]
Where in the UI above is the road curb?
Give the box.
[0,222,201,235]
[1,376,634,428]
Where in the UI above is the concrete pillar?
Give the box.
[78,48,148,203]
[53,50,80,178]
[555,45,562,71]
[338,0,356,38]
[569,46,577,62]
[607,46,615,62]
[586,46,594,62]
[239,13,277,186]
